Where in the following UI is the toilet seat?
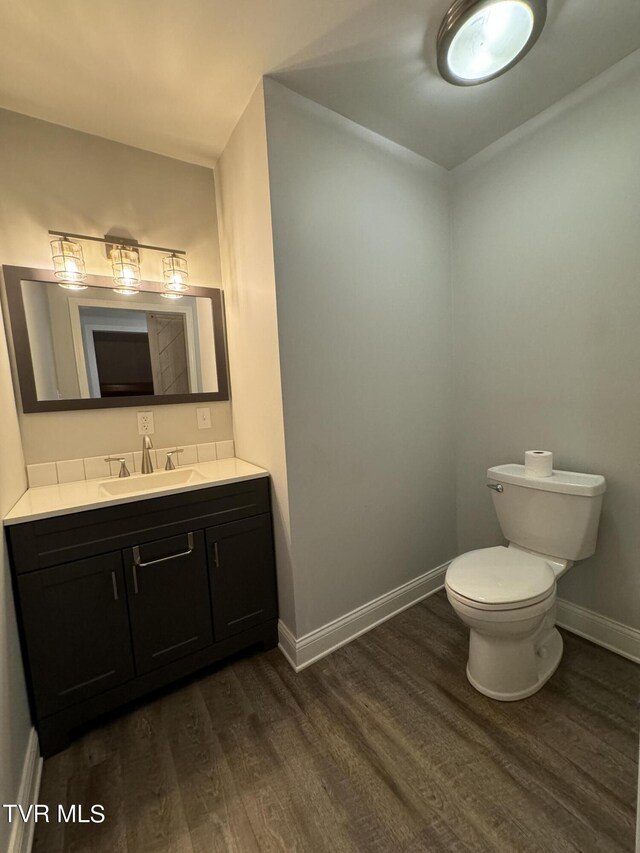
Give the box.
[446,546,556,611]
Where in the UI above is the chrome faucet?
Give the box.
[141,435,154,474]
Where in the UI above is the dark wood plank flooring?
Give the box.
[33,591,639,852]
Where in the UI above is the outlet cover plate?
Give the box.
[137,411,155,435]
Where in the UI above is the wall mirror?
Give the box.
[3,266,229,413]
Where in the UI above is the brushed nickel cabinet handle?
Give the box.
[111,571,119,601]
[133,532,195,569]
[213,541,220,569]
[131,533,195,594]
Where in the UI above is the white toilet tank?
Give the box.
[487,464,606,561]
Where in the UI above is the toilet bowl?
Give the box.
[446,546,563,700]
[446,462,606,701]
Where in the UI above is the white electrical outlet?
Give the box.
[196,407,211,430]
[137,411,155,435]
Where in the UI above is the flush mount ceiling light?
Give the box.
[437,0,546,86]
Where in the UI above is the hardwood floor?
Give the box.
[33,591,639,852]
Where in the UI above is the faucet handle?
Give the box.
[165,449,183,471]
[104,457,131,478]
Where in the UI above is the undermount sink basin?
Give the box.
[99,467,207,497]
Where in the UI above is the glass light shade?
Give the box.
[51,238,87,287]
[163,254,189,293]
[437,0,546,85]
[111,246,141,294]
[58,282,89,291]
[161,292,184,300]
[447,1,534,81]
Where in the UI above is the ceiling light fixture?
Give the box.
[50,237,88,290]
[437,0,546,86]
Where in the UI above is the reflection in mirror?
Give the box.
[3,266,229,412]
[21,281,218,401]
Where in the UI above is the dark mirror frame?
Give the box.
[2,265,230,413]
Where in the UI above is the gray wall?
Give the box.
[264,80,457,637]
[0,108,232,464]
[451,52,640,630]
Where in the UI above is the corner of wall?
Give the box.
[214,79,298,636]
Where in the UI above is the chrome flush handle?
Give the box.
[487,483,504,493]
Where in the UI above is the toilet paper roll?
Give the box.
[524,450,553,478]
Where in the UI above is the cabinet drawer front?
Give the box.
[207,515,277,640]
[17,553,135,717]
[9,478,270,571]
[124,530,213,675]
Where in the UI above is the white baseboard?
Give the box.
[278,561,450,672]
[556,598,640,664]
[8,728,42,853]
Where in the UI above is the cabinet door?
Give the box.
[17,553,134,717]
[207,515,277,641]
[124,530,213,675]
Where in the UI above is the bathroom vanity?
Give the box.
[4,460,278,756]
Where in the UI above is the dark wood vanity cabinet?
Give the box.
[17,553,135,718]
[6,477,278,756]
[208,515,278,640]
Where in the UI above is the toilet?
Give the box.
[446,463,606,701]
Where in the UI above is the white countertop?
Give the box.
[4,457,269,525]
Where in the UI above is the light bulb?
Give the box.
[163,254,189,294]
[111,246,141,292]
[51,237,87,284]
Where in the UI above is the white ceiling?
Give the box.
[1,0,639,169]
[0,0,371,166]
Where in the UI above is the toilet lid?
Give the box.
[446,546,556,607]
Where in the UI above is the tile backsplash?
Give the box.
[56,458,86,484]
[26,441,235,488]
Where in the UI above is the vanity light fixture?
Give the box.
[50,237,88,290]
[47,230,189,295]
[437,0,547,86]
[111,245,141,295]
[163,253,189,294]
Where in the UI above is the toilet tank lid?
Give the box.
[488,464,606,496]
